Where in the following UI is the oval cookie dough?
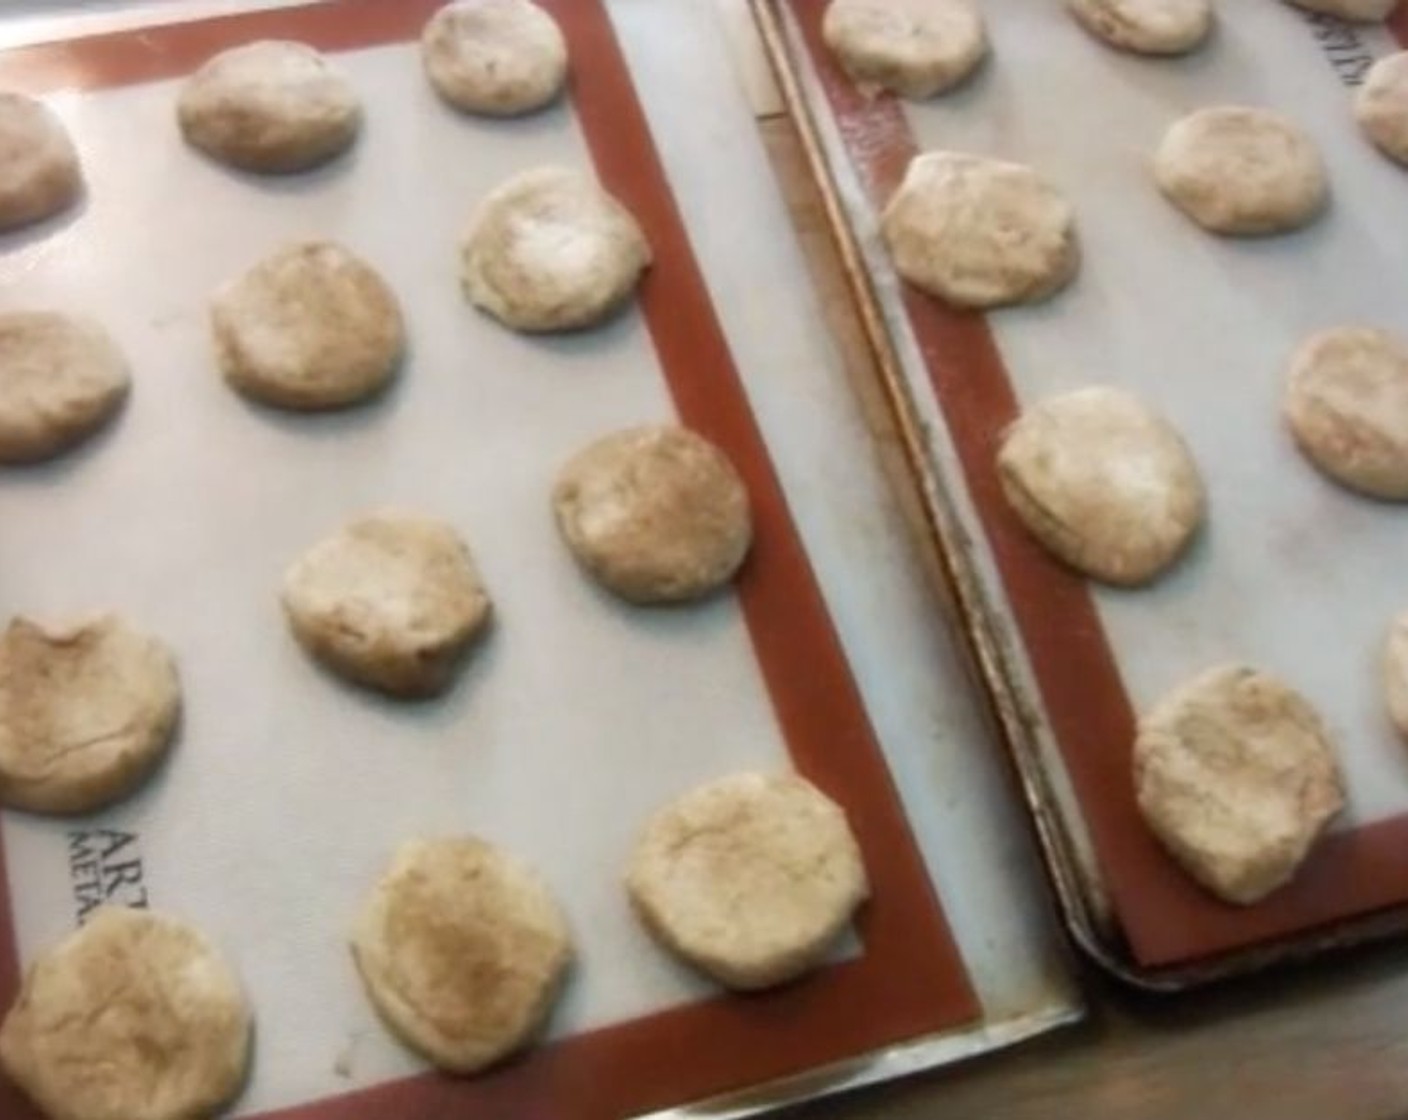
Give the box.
[881,151,1080,309]
[212,240,404,410]
[627,772,868,990]
[1154,106,1328,235]
[460,166,651,332]
[1385,611,1408,744]
[1284,326,1408,500]
[0,93,82,231]
[0,615,180,815]
[282,512,492,698]
[1135,665,1345,905]
[553,425,752,604]
[422,0,568,116]
[352,836,572,1074]
[997,386,1205,586]
[177,40,360,173]
[0,311,129,464]
[1067,0,1213,55]
[0,907,251,1120]
[1357,51,1408,167]
[1282,0,1399,21]
[821,0,988,99]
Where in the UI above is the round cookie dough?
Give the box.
[0,907,251,1120]
[821,0,988,99]
[0,93,82,231]
[552,425,752,605]
[0,311,129,464]
[627,772,868,990]
[281,512,492,698]
[1154,106,1328,235]
[421,0,568,116]
[1067,0,1213,55]
[997,386,1205,586]
[1134,665,1345,905]
[1284,326,1408,500]
[0,615,180,815]
[212,240,404,410]
[881,151,1080,309]
[1384,611,1408,744]
[352,836,572,1074]
[1357,51,1408,167]
[1282,0,1399,21]
[460,166,651,332]
[177,40,360,173]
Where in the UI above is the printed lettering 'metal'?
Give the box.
[67,829,148,922]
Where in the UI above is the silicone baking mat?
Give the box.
[0,0,1077,1114]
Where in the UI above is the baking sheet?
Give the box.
[768,0,1408,985]
[0,0,1079,1115]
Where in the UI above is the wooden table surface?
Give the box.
[738,11,1408,1120]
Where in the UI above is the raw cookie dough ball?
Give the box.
[177,40,360,173]
[1284,326,1408,500]
[0,93,82,231]
[421,0,568,116]
[1384,610,1408,743]
[997,386,1205,585]
[212,240,404,410]
[627,772,869,990]
[1357,52,1408,167]
[881,151,1080,309]
[0,311,129,464]
[552,425,752,604]
[460,166,651,332]
[821,0,988,99]
[1135,666,1345,905]
[1154,106,1328,235]
[0,615,180,815]
[281,512,492,698]
[352,836,572,1074]
[0,907,251,1120]
[1067,0,1213,55]
[1282,0,1399,21]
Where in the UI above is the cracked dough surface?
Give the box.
[352,836,572,1074]
[1357,51,1408,167]
[0,615,179,815]
[627,772,868,990]
[997,386,1205,585]
[422,0,568,116]
[553,425,752,604]
[0,93,82,231]
[0,907,251,1120]
[822,0,988,99]
[460,166,651,332]
[177,40,360,173]
[1135,666,1345,905]
[281,512,492,698]
[1285,326,1408,500]
[212,240,403,410]
[0,311,129,464]
[1067,0,1213,55]
[1154,105,1328,235]
[882,151,1079,309]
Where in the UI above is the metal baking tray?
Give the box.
[757,0,1408,990]
[0,0,1080,1115]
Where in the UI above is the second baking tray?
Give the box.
[760,0,1408,989]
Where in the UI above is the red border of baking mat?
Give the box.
[785,0,1408,970]
[0,2,980,1117]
